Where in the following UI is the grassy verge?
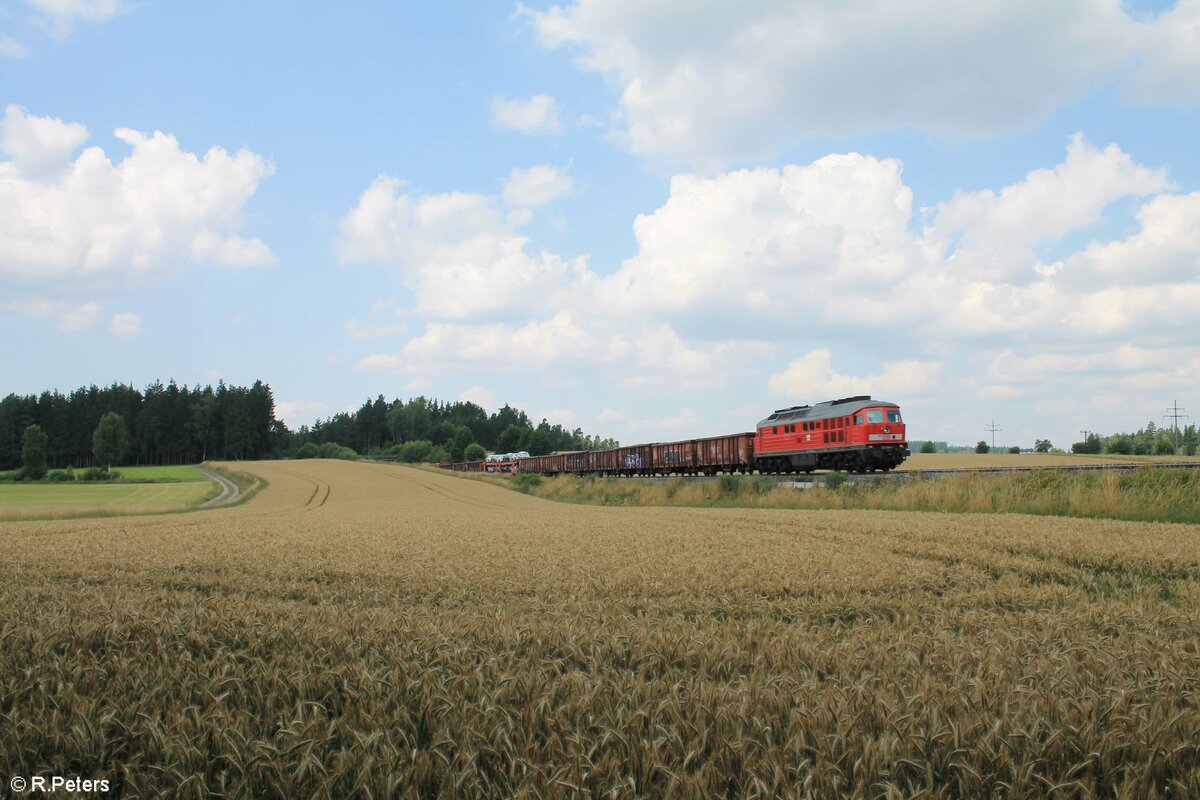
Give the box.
[454,467,1200,525]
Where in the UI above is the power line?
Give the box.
[1164,400,1189,451]
[986,420,1001,453]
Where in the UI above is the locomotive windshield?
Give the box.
[888,410,902,423]
[867,410,883,423]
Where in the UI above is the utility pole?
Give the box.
[1164,400,1189,452]
[986,420,1001,453]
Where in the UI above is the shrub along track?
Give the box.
[1,459,1197,797]
[541,460,1200,486]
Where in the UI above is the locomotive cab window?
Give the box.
[867,410,883,423]
[888,410,902,423]
[854,414,863,425]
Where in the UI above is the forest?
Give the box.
[0,381,617,469]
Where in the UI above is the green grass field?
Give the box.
[107,465,206,482]
[0,465,205,483]
[0,480,218,520]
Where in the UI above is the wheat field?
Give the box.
[2,459,1197,797]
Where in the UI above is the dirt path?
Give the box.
[197,467,240,507]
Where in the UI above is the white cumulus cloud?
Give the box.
[275,400,330,428]
[491,94,562,135]
[25,0,126,38]
[1,105,88,178]
[502,165,573,208]
[107,311,142,338]
[526,0,1198,167]
[338,174,587,322]
[57,301,103,331]
[459,385,497,411]
[768,349,940,400]
[0,36,29,58]
[1122,0,1200,106]
[0,107,276,287]
[339,131,1197,447]
[928,134,1170,282]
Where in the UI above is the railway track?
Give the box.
[621,461,1200,488]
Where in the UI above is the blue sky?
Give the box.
[2,0,1198,449]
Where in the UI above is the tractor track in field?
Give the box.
[272,468,331,510]
[346,460,493,508]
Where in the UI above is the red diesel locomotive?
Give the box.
[753,395,908,473]
[440,396,909,477]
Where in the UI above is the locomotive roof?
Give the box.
[756,396,899,427]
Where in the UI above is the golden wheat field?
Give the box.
[2,460,1198,798]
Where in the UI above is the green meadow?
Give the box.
[0,468,218,520]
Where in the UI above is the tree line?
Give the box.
[288,396,619,464]
[0,380,618,470]
[1071,421,1198,456]
[0,380,277,470]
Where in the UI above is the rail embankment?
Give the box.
[473,465,1200,525]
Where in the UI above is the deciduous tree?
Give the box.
[21,424,48,479]
[93,412,128,473]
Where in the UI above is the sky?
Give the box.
[2,0,1198,450]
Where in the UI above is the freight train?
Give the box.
[440,396,908,477]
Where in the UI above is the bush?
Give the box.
[317,443,358,460]
[717,474,744,496]
[824,471,848,490]
[1106,435,1133,455]
[295,442,320,459]
[398,440,434,463]
[1008,446,1021,454]
[512,472,543,493]
[464,443,487,462]
[48,468,76,482]
[750,475,777,496]
[80,466,118,481]
[919,441,938,454]
[975,441,990,454]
